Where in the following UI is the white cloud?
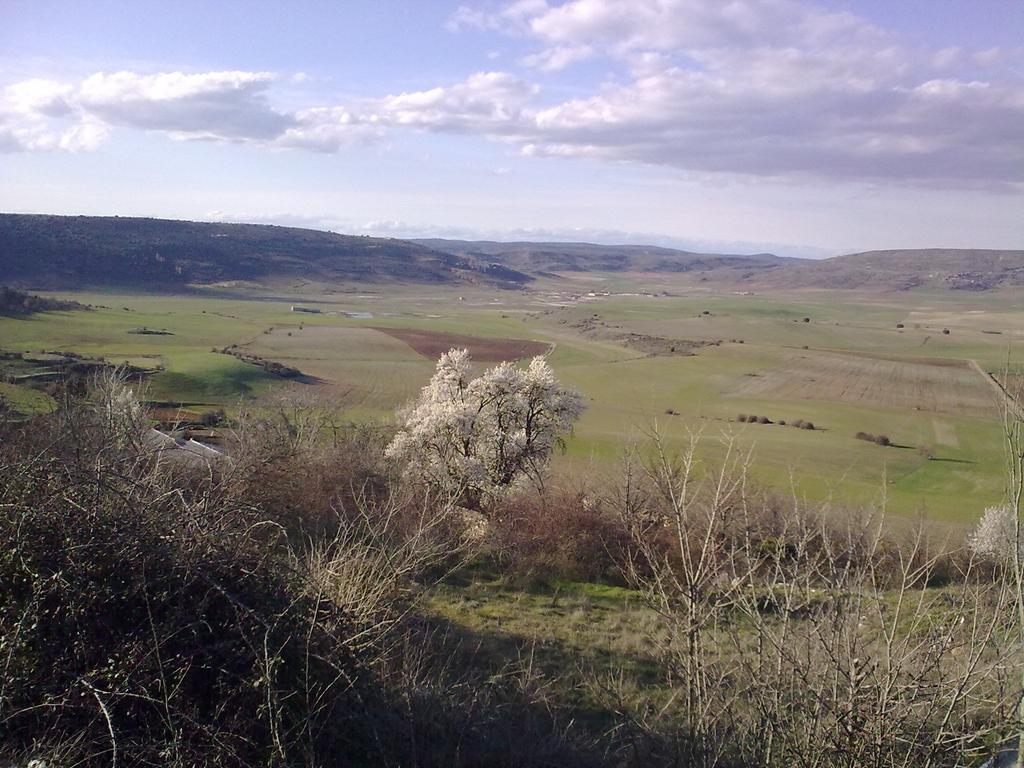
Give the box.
[57,117,109,151]
[523,44,593,71]
[446,0,1024,187]
[524,0,880,55]
[0,80,103,152]
[277,106,375,152]
[3,1,1023,191]
[446,0,548,32]
[1,69,298,152]
[275,71,538,150]
[77,70,293,140]
[1,69,537,153]
[371,71,536,131]
[6,79,74,116]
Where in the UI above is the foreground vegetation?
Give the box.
[2,369,1021,766]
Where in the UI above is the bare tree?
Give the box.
[612,425,1016,767]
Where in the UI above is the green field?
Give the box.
[1,277,1019,523]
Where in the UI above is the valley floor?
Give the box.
[1,274,1019,523]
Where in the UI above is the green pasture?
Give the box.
[0,281,1017,523]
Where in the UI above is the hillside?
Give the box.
[0,214,531,290]
[748,248,1024,291]
[414,237,792,275]
[0,286,89,316]
[418,239,1024,292]
[1,215,1019,293]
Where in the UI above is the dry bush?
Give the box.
[305,488,470,650]
[0,382,471,767]
[601,427,1018,767]
[486,488,631,583]
[199,407,226,427]
[0,425,368,765]
[224,388,393,536]
[0,379,608,767]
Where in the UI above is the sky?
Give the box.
[1,0,1022,258]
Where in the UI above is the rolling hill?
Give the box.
[0,214,532,290]
[413,238,793,274]
[1,214,1019,293]
[418,239,1024,292]
[747,248,1024,291]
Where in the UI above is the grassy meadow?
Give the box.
[1,277,1020,523]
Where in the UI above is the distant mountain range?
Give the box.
[1,214,1021,293]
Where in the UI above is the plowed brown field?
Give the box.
[371,327,549,362]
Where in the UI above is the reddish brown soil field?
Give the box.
[371,327,549,362]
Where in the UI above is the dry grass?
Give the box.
[728,348,997,415]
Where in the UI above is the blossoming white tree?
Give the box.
[385,348,585,509]
[969,504,1022,562]
[91,365,146,450]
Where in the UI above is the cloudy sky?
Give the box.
[1,0,1022,257]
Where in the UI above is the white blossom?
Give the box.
[91,366,146,449]
[968,504,1022,562]
[385,348,585,508]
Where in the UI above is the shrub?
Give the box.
[612,430,1014,766]
[801,421,815,430]
[874,434,891,446]
[737,413,749,422]
[488,490,630,583]
[0,385,501,767]
[0,433,367,765]
[917,444,934,459]
[199,407,226,427]
[791,419,805,429]
[942,328,951,335]
[856,431,873,441]
[757,415,772,424]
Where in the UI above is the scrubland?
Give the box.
[2,370,1022,766]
